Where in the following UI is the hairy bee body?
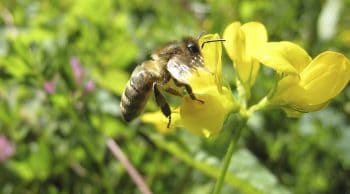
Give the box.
[120,37,207,126]
[120,61,162,122]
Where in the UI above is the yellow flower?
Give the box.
[254,41,350,116]
[198,34,223,91]
[178,34,235,137]
[180,86,234,137]
[142,108,181,133]
[223,22,268,91]
[142,34,236,137]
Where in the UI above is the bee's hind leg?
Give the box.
[153,83,171,128]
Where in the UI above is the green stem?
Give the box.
[212,118,246,194]
[150,134,264,194]
[246,96,270,116]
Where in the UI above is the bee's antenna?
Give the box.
[201,39,226,49]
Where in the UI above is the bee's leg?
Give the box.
[183,84,204,104]
[174,80,204,104]
[153,83,172,128]
[164,87,183,97]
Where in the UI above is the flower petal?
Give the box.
[223,22,243,63]
[254,41,311,74]
[199,33,223,89]
[179,87,233,137]
[269,75,302,105]
[141,109,181,133]
[248,60,261,86]
[281,107,304,117]
[240,22,267,85]
[241,22,268,56]
[300,51,350,104]
[187,70,216,94]
[269,51,350,113]
[223,22,251,84]
[224,22,267,87]
[281,101,330,117]
[269,74,331,112]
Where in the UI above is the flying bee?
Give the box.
[120,36,225,127]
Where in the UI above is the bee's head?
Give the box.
[183,38,201,55]
[183,36,226,55]
[152,36,224,62]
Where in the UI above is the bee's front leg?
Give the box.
[153,83,172,128]
[173,80,204,104]
[164,87,183,97]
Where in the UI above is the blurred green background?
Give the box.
[0,0,349,194]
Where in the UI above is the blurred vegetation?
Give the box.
[0,0,350,194]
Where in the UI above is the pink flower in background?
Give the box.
[44,81,56,94]
[0,135,15,162]
[70,56,97,93]
[84,80,96,93]
[70,57,84,85]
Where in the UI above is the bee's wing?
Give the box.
[166,57,195,84]
[132,60,162,78]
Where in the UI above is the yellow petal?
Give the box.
[254,41,312,74]
[281,107,304,117]
[270,75,332,112]
[224,22,267,87]
[199,34,222,74]
[269,75,302,105]
[281,101,330,117]
[299,51,350,104]
[296,101,330,112]
[269,51,350,113]
[199,33,223,89]
[141,109,181,133]
[241,22,268,57]
[179,87,233,137]
[223,22,249,84]
[248,60,261,86]
[223,22,243,63]
[187,70,216,94]
[240,22,267,85]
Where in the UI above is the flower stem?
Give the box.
[212,118,246,194]
[246,96,270,116]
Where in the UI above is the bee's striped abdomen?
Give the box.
[120,68,158,122]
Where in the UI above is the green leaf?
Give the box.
[28,140,52,180]
[229,148,291,194]
[0,56,30,78]
[8,161,34,181]
[151,134,268,194]
[92,68,129,95]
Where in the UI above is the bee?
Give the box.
[120,36,224,127]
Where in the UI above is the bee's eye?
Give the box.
[187,42,200,54]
